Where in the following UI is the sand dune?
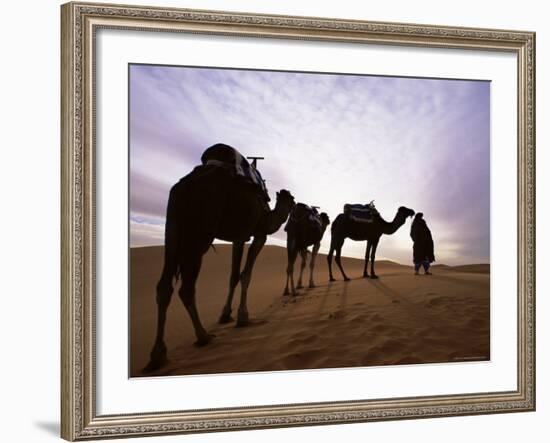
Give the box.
[449,264,490,274]
[130,245,489,377]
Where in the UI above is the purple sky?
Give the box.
[129,64,490,265]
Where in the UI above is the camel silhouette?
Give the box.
[144,145,295,372]
[327,206,415,281]
[283,204,330,296]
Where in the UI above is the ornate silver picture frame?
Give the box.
[61,1,535,440]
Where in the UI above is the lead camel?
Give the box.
[327,206,415,281]
[144,144,295,372]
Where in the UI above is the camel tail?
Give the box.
[162,185,182,283]
[327,243,334,260]
[163,222,182,283]
[160,228,181,283]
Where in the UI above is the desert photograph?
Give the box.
[129,64,490,377]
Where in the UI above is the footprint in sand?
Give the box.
[288,334,318,346]
[328,311,345,319]
[369,323,390,333]
[427,296,451,307]
[349,314,368,324]
[282,348,324,367]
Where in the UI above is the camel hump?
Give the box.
[285,203,322,232]
[200,143,269,201]
[343,202,379,223]
[201,143,237,165]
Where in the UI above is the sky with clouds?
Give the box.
[130,64,490,266]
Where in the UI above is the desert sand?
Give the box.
[130,245,489,377]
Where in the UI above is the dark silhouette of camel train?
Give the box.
[144,144,414,372]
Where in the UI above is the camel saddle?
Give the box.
[200,143,270,201]
[344,201,379,223]
[285,203,322,232]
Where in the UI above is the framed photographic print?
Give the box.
[61,1,536,440]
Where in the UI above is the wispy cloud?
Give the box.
[130,65,490,265]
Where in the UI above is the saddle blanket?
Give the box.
[344,201,379,223]
[285,203,322,231]
[201,144,269,198]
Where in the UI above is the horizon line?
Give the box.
[129,243,490,268]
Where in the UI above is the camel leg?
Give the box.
[296,249,307,289]
[237,235,267,326]
[143,263,175,372]
[363,241,373,278]
[286,245,300,296]
[219,241,245,323]
[370,238,380,279]
[284,238,299,295]
[328,237,344,282]
[327,245,336,282]
[283,239,293,295]
[308,242,320,288]
[335,246,350,281]
[283,269,291,296]
[179,252,213,346]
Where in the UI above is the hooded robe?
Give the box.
[410,215,435,263]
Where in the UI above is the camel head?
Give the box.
[397,206,415,219]
[275,189,296,214]
[320,212,331,228]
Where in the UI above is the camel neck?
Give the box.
[380,214,406,235]
[266,201,291,235]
